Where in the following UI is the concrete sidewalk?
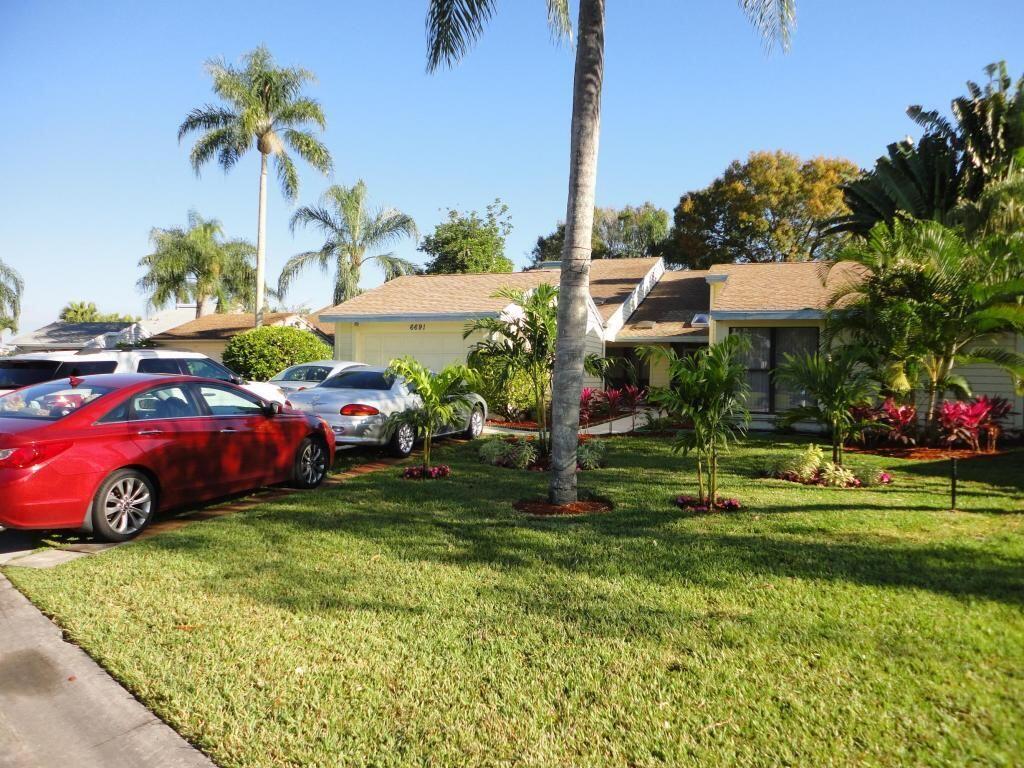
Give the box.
[0,575,216,768]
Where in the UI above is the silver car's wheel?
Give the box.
[390,423,415,457]
[464,407,484,439]
[91,470,157,542]
[293,437,328,489]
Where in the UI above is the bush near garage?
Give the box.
[467,354,536,420]
[222,326,332,382]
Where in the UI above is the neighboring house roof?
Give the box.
[319,258,662,322]
[10,321,143,351]
[137,306,207,337]
[707,262,864,316]
[152,313,334,343]
[616,270,710,340]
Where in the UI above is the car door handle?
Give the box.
[219,427,252,433]
[136,429,163,436]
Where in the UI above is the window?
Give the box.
[320,370,394,390]
[137,358,183,375]
[730,327,819,413]
[303,366,333,382]
[54,361,117,377]
[196,385,265,416]
[0,381,114,421]
[0,360,61,389]
[130,386,200,420]
[182,358,234,381]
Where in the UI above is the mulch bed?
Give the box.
[513,499,613,516]
[847,446,1006,461]
[488,417,618,430]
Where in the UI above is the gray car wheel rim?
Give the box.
[470,409,483,437]
[398,424,415,453]
[104,477,152,535]
[300,441,327,485]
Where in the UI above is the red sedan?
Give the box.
[0,374,334,541]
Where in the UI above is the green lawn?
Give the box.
[6,436,1023,767]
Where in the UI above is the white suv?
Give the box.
[0,349,286,403]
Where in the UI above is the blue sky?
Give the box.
[1,0,1021,338]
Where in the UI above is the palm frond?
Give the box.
[425,0,497,72]
[283,129,333,175]
[546,0,572,41]
[277,244,335,298]
[274,151,300,201]
[177,106,238,141]
[372,253,420,282]
[738,0,796,52]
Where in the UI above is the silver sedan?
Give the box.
[269,360,364,393]
[287,366,487,456]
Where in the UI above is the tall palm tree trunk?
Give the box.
[549,0,605,505]
[255,152,269,326]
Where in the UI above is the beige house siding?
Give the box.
[950,334,1024,431]
[332,318,605,388]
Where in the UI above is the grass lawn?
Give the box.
[5,436,1023,767]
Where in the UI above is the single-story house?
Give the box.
[9,321,150,353]
[317,257,1023,432]
[150,312,334,361]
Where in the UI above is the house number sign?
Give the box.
[409,323,426,331]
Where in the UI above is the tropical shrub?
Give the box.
[770,443,824,483]
[620,384,646,431]
[820,462,857,488]
[478,438,538,470]
[385,357,478,471]
[468,353,536,420]
[579,387,599,427]
[641,335,751,507]
[465,284,557,454]
[576,439,607,470]
[775,347,877,464]
[222,326,331,381]
[851,398,918,447]
[939,396,1012,451]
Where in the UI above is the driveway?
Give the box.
[0,573,216,768]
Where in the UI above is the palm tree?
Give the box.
[384,356,478,470]
[178,45,332,326]
[774,347,877,465]
[138,212,257,318]
[279,181,419,305]
[640,335,751,506]
[464,283,558,455]
[425,0,795,504]
[0,258,23,333]
[827,219,1024,433]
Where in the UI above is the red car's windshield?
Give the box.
[0,380,115,421]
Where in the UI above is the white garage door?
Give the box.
[362,332,469,371]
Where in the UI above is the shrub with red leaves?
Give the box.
[940,399,992,451]
[579,387,598,427]
[402,465,451,480]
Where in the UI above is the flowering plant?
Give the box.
[402,465,451,480]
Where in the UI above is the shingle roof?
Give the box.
[10,322,135,349]
[320,258,661,322]
[152,313,334,341]
[708,261,864,312]
[617,271,710,339]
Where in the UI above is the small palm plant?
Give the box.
[280,181,419,305]
[385,357,478,471]
[641,335,751,507]
[0,257,24,333]
[774,347,877,465]
[464,284,558,455]
[178,46,332,324]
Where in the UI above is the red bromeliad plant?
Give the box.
[620,384,646,432]
[579,387,598,428]
[600,387,624,434]
[880,398,918,446]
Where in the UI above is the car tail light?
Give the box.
[0,442,72,469]
[340,403,379,416]
[296,386,307,391]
